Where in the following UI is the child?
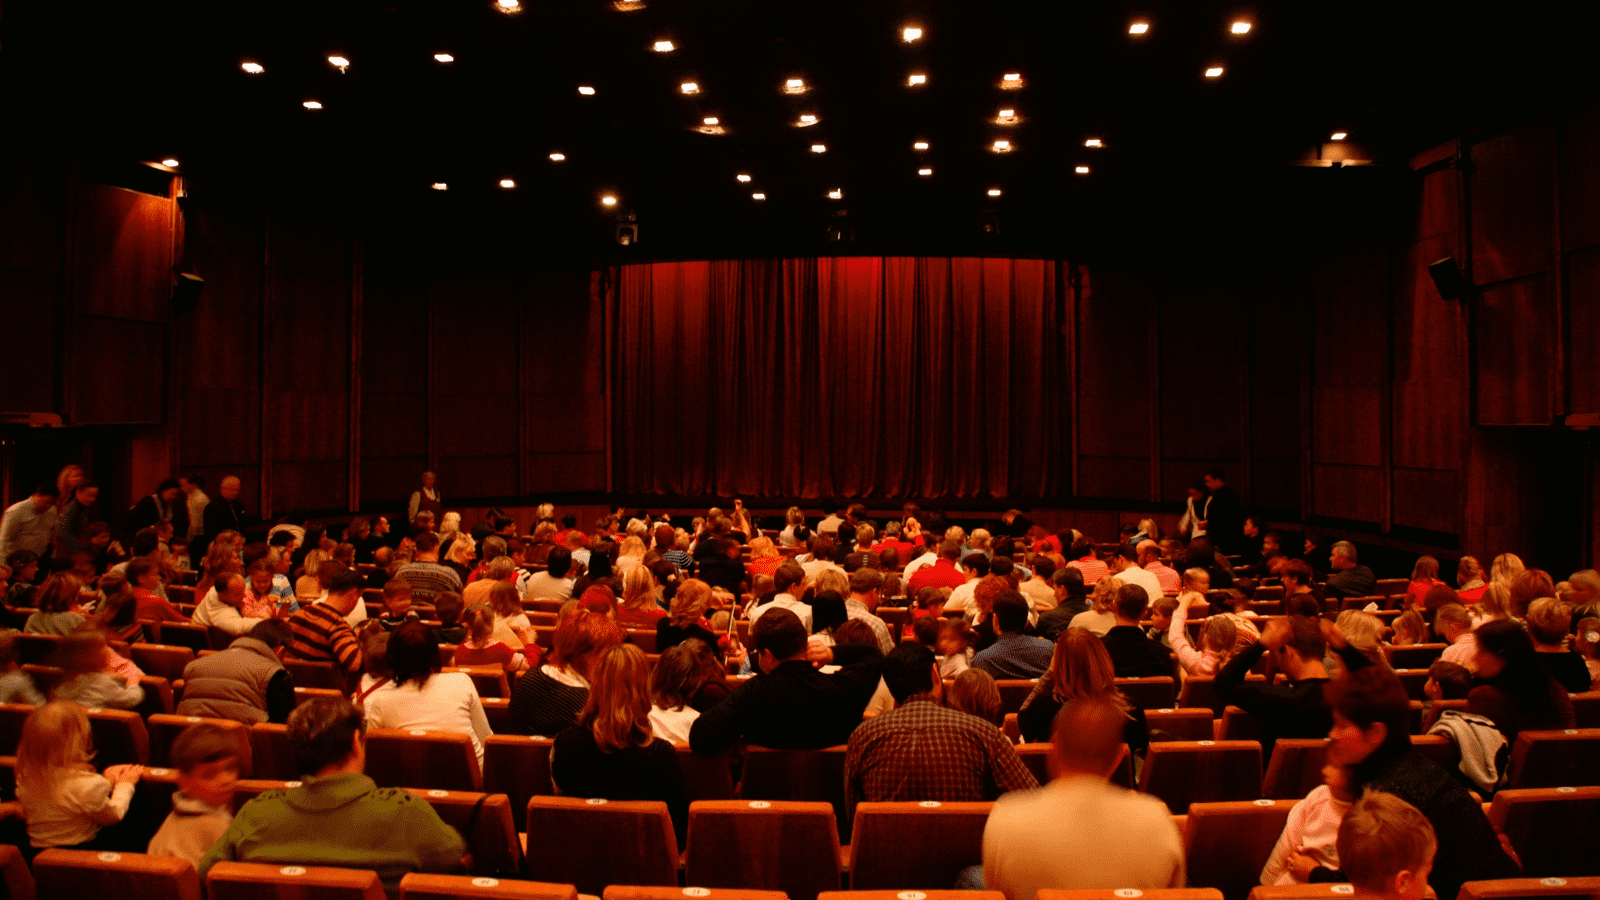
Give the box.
[0,629,45,705]
[147,723,240,864]
[51,630,145,710]
[14,700,143,852]
[377,579,419,632]
[1576,617,1600,691]
[936,617,973,678]
[1434,604,1476,671]
[451,605,527,674]
[1390,610,1428,647]
[433,591,467,644]
[353,623,391,705]
[1170,592,1239,676]
[1334,791,1437,900]
[947,669,1002,727]
[1261,763,1355,885]
[1147,597,1180,647]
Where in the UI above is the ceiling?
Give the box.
[1,0,1587,259]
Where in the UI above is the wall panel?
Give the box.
[1471,120,1553,286]
[0,267,59,412]
[1474,276,1555,425]
[72,182,172,322]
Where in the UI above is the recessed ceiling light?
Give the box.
[828,189,843,199]
[1330,132,1348,141]
[995,108,1019,125]
[241,61,264,74]
[1205,66,1224,78]
[431,182,448,190]
[811,143,827,153]
[1129,21,1150,34]
[913,141,929,150]
[991,139,1012,152]
[917,168,932,176]
[907,73,926,86]
[495,0,520,11]
[736,174,751,182]
[302,100,323,110]
[328,55,350,71]
[161,158,180,168]
[578,85,596,95]
[783,78,807,95]
[433,53,454,63]
[1000,73,1023,89]
[752,192,766,200]
[1075,166,1090,174]
[549,152,566,161]
[797,114,818,127]
[703,116,719,125]
[987,188,1002,197]
[1231,21,1252,34]
[612,0,644,10]
[601,195,618,206]
[1085,138,1103,148]
[499,178,516,188]
[902,26,923,42]
[652,40,675,52]
[680,81,699,94]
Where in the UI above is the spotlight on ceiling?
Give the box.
[702,116,719,125]
[828,189,843,199]
[652,40,675,52]
[302,100,323,110]
[1129,21,1150,34]
[752,192,766,200]
[1075,165,1090,174]
[1085,138,1103,148]
[160,158,180,168]
[328,55,350,72]
[1330,131,1348,141]
[495,0,521,12]
[1001,72,1023,89]
[433,53,454,63]
[549,152,567,161]
[601,195,618,206]
[680,81,699,94]
[987,188,1002,197]
[1231,21,1252,34]
[991,139,1012,153]
[1205,66,1225,78]
[811,143,827,153]
[907,73,926,86]
[612,0,644,10]
[615,212,638,246]
[995,108,1019,125]
[431,182,448,190]
[578,85,596,95]
[902,26,923,42]
[736,174,752,182]
[913,140,929,150]
[917,168,932,176]
[784,78,809,95]
[499,178,517,188]
[241,61,265,74]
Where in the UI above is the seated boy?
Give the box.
[148,723,241,864]
[377,579,419,632]
[433,591,466,644]
[1420,660,1473,731]
[1334,791,1437,900]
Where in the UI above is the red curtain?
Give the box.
[609,257,1071,499]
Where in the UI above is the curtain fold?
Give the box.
[611,257,1068,500]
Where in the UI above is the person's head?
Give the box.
[936,617,972,658]
[413,530,441,560]
[29,483,59,511]
[938,540,963,562]
[1182,567,1212,593]
[849,567,883,604]
[962,553,991,580]
[1278,615,1329,673]
[126,556,163,593]
[1473,617,1538,683]
[766,560,804,597]
[1049,696,1131,780]
[1324,666,1413,767]
[171,722,242,808]
[1390,610,1427,647]
[1490,553,1526,586]
[807,589,847,635]
[1046,627,1126,710]
[1330,541,1359,570]
[650,641,713,712]
[1409,556,1439,583]
[1456,555,1484,586]
[1203,468,1226,491]
[72,480,100,507]
[288,697,366,777]
[381,578,413,619]
[245,619,293,656]
[550,609,625,679]
[1478,582,1512,621]
[484,581,523,621]
[1433,603,1472,643]
[6,549,40,584]
[218,475,241,501]
[1086,575,1122,613]
[1336,792,1437,900]
[387,622,439,687]
[1575,617,1600,662]
[15,701,95,795]
[991,590,1031,635]
[35,572,82,614]
[578,585,618,617]
[1509,569,1556,618]
[462,604,498,644]
[669,578,713,626]
[426,590,461,627]
[1112,583,1149,625]
[1420,583,1457,617]
[1281,559,1315,593]
[910,613,942,648]
[1426,660,1472,700]
[882,641,939,704]
[324,569,363,614]
[948,669,1004,725]
[1568,569,1600,606]
[1201,614,1238,658]
[750,607,809,672]
[833,619,877,649]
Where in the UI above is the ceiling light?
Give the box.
[431,182,448,190]
[1129,21,1150,34]
[549,152,566,161]
[908,73,926,86]
[328,55,350,71]
[991,139,1012,153]
[918,168,933,176]
[995,108,1019,125]
[160,158,180,168]
[797,114,818,127]
[828,189,843,199]
[612,0,645,10]
[1330,132,1348,141]
[495,0,520,11]
[1085,138,1103,148]
[1000,73,1023,90]
[578,85,596,95]
[987,188,1002,197]
[601,195,618,206]
[433,53,454,63]
[783,78,807,95]
[902,26,923,42]
[302,100,323,110]
[680,81,699,94]
[1231,21,1252,34]
[1205,66,1224,78]
[811,143,827,153]
[652,40,675,52]
[1075,166,1090,174]
[736,174,751,183]
[913,141,929,150]
[702,116,719,125]
[752,192,766,200]
[499,179,516,188]
[241,61,264,75]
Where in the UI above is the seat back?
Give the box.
[14,634,63,665]
[685,800,841,900]
[1218,706,1263,743]
[1410,734,1461,775]
[403,789,522,875]
[1017,743,1133,789]
[1146,708,1217,742]
[1261,739,1329,799]
[1393,669,1429,701]
[1383,644,1448,669]
[0,704,34,755]
[206,862,386,900]
[1138,741,1263,813]
[363,728,482,791]
[1038,892,1223,900]
[1570,692,1600,729]
[0,845,32,900]
[738,745,849,840]
[624,630,658,654]
[677,743,735,802]
[1455,878,1600,900]
[1184,800,1297,900]
[147,714,253,775]
[1507,729,1600,789]
[1116,676,1177,710]
[483,735,553,815]
[1180,675,1264,718]
[130,644,197,683]
[400,874,576,900]
[249,723,296,780]
[1487,786,1600,877]
[32,849,202,900]
[994,680,1036,715]
[612,890,787,900]
[153,623,213,654]
[283,660,345,690]
[847,801,992,891]
[83,707,150,766]
[444,666,511,699]
[524,796,679,895]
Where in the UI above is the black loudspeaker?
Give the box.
[1427,257,1467,301]
[172,272,204,312]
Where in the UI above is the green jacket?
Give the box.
[197,773,465,892]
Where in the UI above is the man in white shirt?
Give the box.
[749,561,813,631]
[1108,544,1164,604]
[944,553,990,615]
[982,696,1185,900]
[524,546,576,601]
[194,572,271,637]
[179,474,210,541]
[1,485,59,559]
[817,504,844,537]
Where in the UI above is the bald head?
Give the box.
[220,475,242,500]
[1050,696,1128,780]
[1136,539,1161,566]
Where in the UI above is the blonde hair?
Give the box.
[579,643,654,752]
[487,582,522,620]
[462,605,496,644]
[1336,610,1388,663]
[1137,518,1158,540]
[446,533,476,566]
[1201,615,1238,661]
[1336,791,1438,894]
[1574,617,1600,662]
[1391,610,1428,646]
[618,536,647,559]
[1046,627,1131,715]
[16,701,95,799]
[748,536,778,560]
[1088,576,1124,613]
[785,506,804,526]
[621,565,657,611]
[1490,553,1525,586]
[670,579,713,626]
[1478,582,1512,621]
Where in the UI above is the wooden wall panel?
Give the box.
[180,204,262,391]
[430,273,519,499]
[266,222,351,392]
[1076,268,1153,499]
[1567,245,1600,414]
[1562,102,1600,251]
[72,318,165,424]
[1392,233,1466,470]
[1310,250,1387,523]
[525,269,606,492]
[1313,464,1384,524]
[0,164,66,275]
[1474,276,1555,425]
[1470,121,1553,286]
[1247,268,1306,512]
[1392,468,1462,535]
[0,268,59,412]
[179,389,260,467]
[1078,457,1148,501]
[72,182,172,322]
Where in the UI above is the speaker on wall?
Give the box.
[1427,257,1467,301]
[172,272,205,312]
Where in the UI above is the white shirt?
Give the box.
[1113,563,1165,604]
[192,593,267,637]
[901,553,938,580]
[944,579,978,612]
[818,515,844,535]
[523,572,575,601]
[16,771,137,849]
[750,593,813,631]
[363,671,493,764]
[1069,609,1117,637]
[1,499,57,558]
[186,489,210,539]
[649,704,700,743]
[800,558,844,582]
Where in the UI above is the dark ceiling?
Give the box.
[1,0,1587,259]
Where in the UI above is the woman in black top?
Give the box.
[655,578,723,658]
[552,643,688,845]
[1468,617,1575,745]
[508,609,625,738]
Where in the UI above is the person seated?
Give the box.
[1146,597,1179,647]
[1215,616,1333,759]
[128,558,186,623]
[432,591,466,644]
[507,609,624,738]
[946,669,1005,727]
[1260,762,1354,885]
[1016,627,1149,751]
[647,642,708,742]
[980,696,1183,900]
[1067,575,1121,637]
[1170,591,1238,676]
[363,623,491,765]
[452,605,527,674]
[1099,583,1172,678]
[971,592,1053,679]
[198,697,465,890]
[1525,597,1590,693]
[0,629,44,704]
[375,579,419,632]
[1419,660,1473,732]
[193,571,271,638]
[1467,619,1574,746]
[1064,540,1109,586]
[147,723,240,865]
[92,572,146,643]
[1324,541,1377,599]
[1390,609,1428,647]
[178,620,296,724]
[13,700,144,854]
[1334,792,1438,900]
[50,629,144,710]
[1036,567,1089,642]
[24,573,86,635]
[749,560,812,630]
[287,569,365,677]
[1433,604,1476,670]
[655,578,724,657]
[937,617,975,678]
[1107,544,1163,604]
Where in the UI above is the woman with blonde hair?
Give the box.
[1472,582,1513,627]
[745,536,781,578]
[443,531,476,583]
[618,565,667,628]
[1016,628,1147,750]
[1573,617,1600,691]
[1456,556,1488,603]
[294,549,330,601]
[551,643,688,843]
[778,506,806,547]
[1331,610,1389,676]
[655,578,721,656]
[614,536,648,577]
[1067,575,1122,636]
[487,581,532,649]
[15,700,143,852]
[194,532,244,602]
[1490,553,1525,587]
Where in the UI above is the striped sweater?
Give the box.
[289,603,362,673]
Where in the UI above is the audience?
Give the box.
[1467,618,1575,745]
[1215,616,1333,758]
[1260,762,1354,885]
[452,605,527,673]
[1100,583,1172,678]
[1524,597,1590,693]
[1107,544,1163,604]
[51,630,144,710]
[946,669,1004,726]
[1067,575,1121,637]
[508,609,624,738]
[14,700,144,854]
[1169,591,1237,676]
[1335,792,1438,900]
[147,723,240,865]
[656,578,723,656]
[749,560,812,629]
[394,531,461,602]
[1324,541,1377,598]
[363,622,492,764]
[971,591,1052,679]
[193,571,271,638]
[178,620,296,724]
[1434,603,1477,670]
[1017,627,1148,751]
[287,568,364,676]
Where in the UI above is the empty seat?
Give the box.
[1488,786,1600,877]
[994,680,1036,716]
[1184,800,1297,900]
[131,644,197,683]
[1455,878,1600,900]
[1180,675,1265,719]
[0,844,33,900]
[206,861,386,900]
[614,890,786,900]
[1038,892,1222,900]
[524,796,679,895]
[1506,729,1600,789]
[31,849,201,900]
[684,801,841,900]
[363,728,481,792]
[847,801,992,891]
[1570,692,1600,729]
[1261,739,1329,800]
[738,745,849,840]
[443,666,511,699]
[1138,741,1263,813]
[401,789,522,876]
[625,630,659,654]
[153,623,213,654]
[483,735,553,816]
[1146,708,1216,742]
[1393,669,1429,701]
[1116,676,1177,710]
[249,724,296,780]
[482,698,511,733]
[147,714,253,775]
[677,743,735,802]
[401,874,576,900]
[1383,644,1448,669]
[1217,707,1263,743]
[283,660,345,690]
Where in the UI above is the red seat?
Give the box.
[400,874,576,900]
[31,849,202,900]
[1116,676,1177,710]
[684,800,841,900]
[1455,878,1600,900]
[482,698,511,733]
[1146,708,1217,742]
[153,623,213,654]
[1393,669,1430,701]
[249,724,296,780]
[0,845,33,900]
[994,680,1036,716]
[443,666,511,699]
[624,630,658,654]
[1488,786,1600,877]
[1038,893,1222,900]
[1261,739,1329,800]
[1383,644,1448,669]
[206,862,386,900]
[1506,729,1600,789]
[613,890,787,900]
[1570,692,1600,729]
[1183,800,1297,900]
[283,660,345,690]
[363,728,481,792]
[677,743,735,802]
[738,745,849,840]
[131,644,196,683]
[847,801,992,891]
[1138,741,1263,813]
[483,735,554,817]
[1180,675,1265,719]
[1410,733,1461,776]
[524,796,679,895]
[1218,706,1264,743]
[404,789,523,876]
[147,714,254,776]
[828,893,1008,900]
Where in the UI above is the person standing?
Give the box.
[1,485,59,561]
[128,479,182,538]
[55,481,101,560]
[1200,469,1243,554]
[177,475,210,543]
[202,476,246,548]
[408,472,442,526]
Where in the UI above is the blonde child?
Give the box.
[51,629,145,709]
[14,700,143,851]
[451,605,527,674]
[1334,791,1437,900]
[1169,591,1238,676]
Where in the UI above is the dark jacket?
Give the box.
[1100,625,1172,678]
[689,643,882,755]
[552,728,688,846]
[203,498,246,545]
[1214,640,1332,758]
[1324,565,1376,598]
